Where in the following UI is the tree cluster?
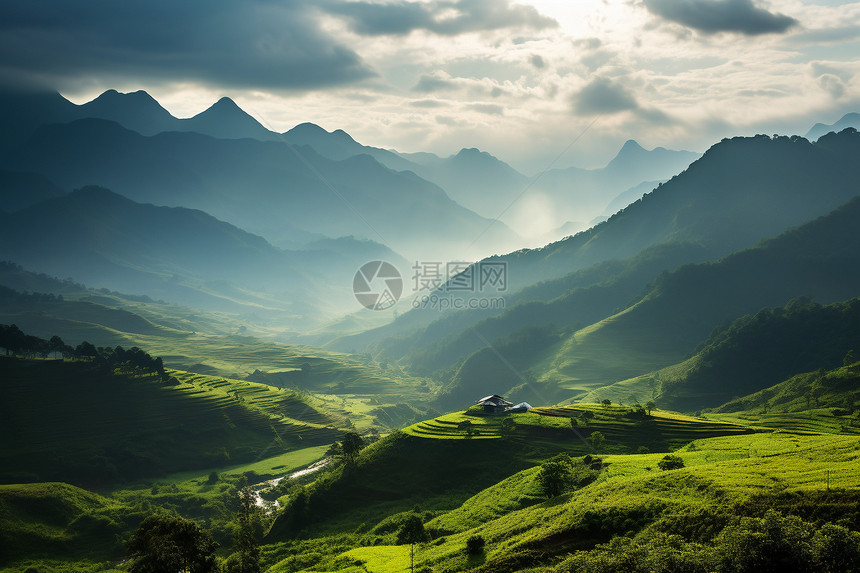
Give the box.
[538,453,601,498]
[557,510,860,573]
[0,323,168,380]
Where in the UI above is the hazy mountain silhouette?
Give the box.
[74,89,177,136]
[179,97,282,141]
[524,141,700,232]
[3,117,519,261]
[602,180,663,216]
[0,186,403,323]
[0,169,65,212]
[283,122,417,171]
[333,130,860,377]
[0,88,695,245]
[0,88,76,154]
[806,113,860,141]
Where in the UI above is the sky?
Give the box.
[2,0,860,172]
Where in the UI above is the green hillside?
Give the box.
[0,482,127,570]
[533,196,860,401]
[585,297,860,412]
[265,404,754,542]
[257,422,860,573]
[715,361,860,416]
[0,357,343,487]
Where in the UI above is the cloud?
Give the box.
[818,74,846,98]
[328,0,557,37]
[465,103,504,115]
[790,25,860,45]
[530,54,546,69]
[643,0,799,36]
[573,77,639,115]
[0,1,373,91]
[413,74,456,93]
[409,99,449,108]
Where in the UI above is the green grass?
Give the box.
[0,482,128,570]
[313,433,860,573]
[541,302,686,395]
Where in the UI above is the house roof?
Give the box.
[476,394,513,406]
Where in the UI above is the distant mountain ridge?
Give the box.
[806,112,860,141]
[3,115,520,261]
[0,186,407,324]
[0,87,702,243]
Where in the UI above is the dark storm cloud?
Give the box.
[328,0,558,37]
[643,0,799,36]
[573,77,639,115]
[0,1,373,90]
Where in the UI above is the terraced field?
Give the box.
[0,358,346,486]
[405,404,756,452]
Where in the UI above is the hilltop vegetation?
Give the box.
[586,296,860,413]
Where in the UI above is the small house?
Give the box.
[475,394,513,414]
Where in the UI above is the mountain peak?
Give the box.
[212,96,240,109]
[184,97,276,140]
[197,96,246,117]
[287,122,328,136]
[77,89,175,136]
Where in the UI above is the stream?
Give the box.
[249,458,331,510]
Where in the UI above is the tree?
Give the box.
[155,356,168,381]
[224,488,261,573]
[539,456,572,498]
[397,514,430,573]
[658,454,685,471]
[589,431,605,453]
[501,417,516,437]
[48,335,67,359]
[601,399,612,408]
[844,349,856,366]
[126,514,218,573]
[645,400,656,416]
[340,431,364,465]
[458,419,475,438]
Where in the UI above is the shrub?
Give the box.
[658,455,685,471]
[465,535,486,555]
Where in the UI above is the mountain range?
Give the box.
[805,112,860,141]
[0,186,407,325]
[0,87,702,248]
[330,129,860,409]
